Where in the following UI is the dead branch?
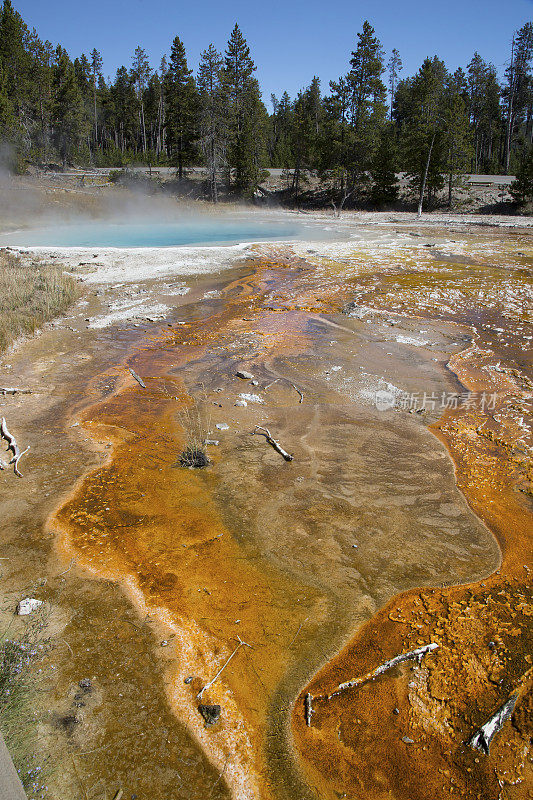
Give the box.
[320,643,438,701]
[468,695,518,755]
[128,368,146,389]
[57,558,76,578]
[288,617,309,648]
[0,387,32,396]
[289,382,304,403]
[196,636,252,700]
[0,417,30,477]
[304,693,314,727]
[252,426,294,462]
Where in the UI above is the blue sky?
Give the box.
[13,0,533,107]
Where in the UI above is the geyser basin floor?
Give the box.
[0,216,531,800]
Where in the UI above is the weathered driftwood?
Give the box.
[128,368,146,389]
[304,693,314,727]
[0,387,32,396]
[0,417,29,477]
[252,426,294,462]
[468,695,518,755]
[196,636,252,701]
[322,643,438,701]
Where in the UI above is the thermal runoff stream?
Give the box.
[0,216,531,800]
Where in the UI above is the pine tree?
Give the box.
[197,44,225,201]
[400,57,448,208]
[370,124,398,205]
[165,36,198,179]
[323,77,352,190]
[0,1,30,111]
[223,24,266,196]
[269,91,293,170]
[387,48,402,119]
[510,147,533,203]
[291,79,324,201]
[467,53,502,172]
[110,66,137,154]
[90,48,103,144]
[441,69,472,206]
[503,23,533,172]
[0,63,14,142]
[52,47,83,167]
[131,46,151,153]
[345,21,388,178]
[27,34,53,160]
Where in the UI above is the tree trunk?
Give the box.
[417,129,437,218]
[93,88,98,145]
[140,101,147,153]
[211,137,218,203]
[504,38,515,174]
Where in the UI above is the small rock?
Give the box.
[393,707,399,715]
[216,423,229,431]
[198,704,221,726]
[204,439,219,446]
[79,679,92,690]
[161,640,169,647]
[184,676,194,684]
[239,393,263,404]
[251,380,259,386]
[17,598,43,616]
[234,399,247,407]
[402,736,414,744]
[235,370,253,380]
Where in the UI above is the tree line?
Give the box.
[1,0,533,205]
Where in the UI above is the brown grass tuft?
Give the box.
[0,249,80,353]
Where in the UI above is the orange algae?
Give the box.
[45,235,533,800]
[292,252,533,800]
[50,255,325,800]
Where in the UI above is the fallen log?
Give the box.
[0,417,30,477]
[319,643,438,701]
[128,368,146,389]
[468,695,518,755]
[252,426,294,462]
[304,693,314,727]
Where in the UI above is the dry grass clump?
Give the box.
[0,249,80,353]
[176,393,211,468]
